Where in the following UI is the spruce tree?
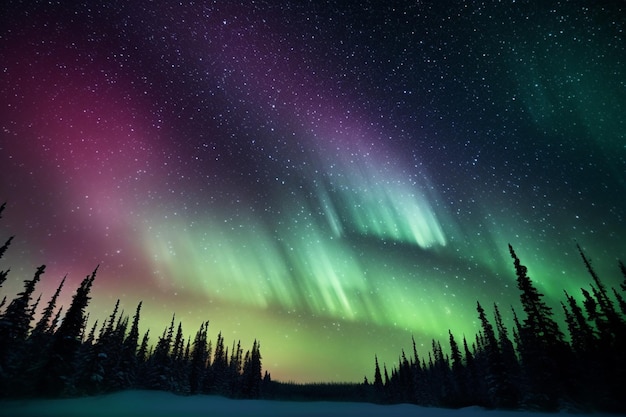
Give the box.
[509,245,568,410]
[22,276,65,395]
[98,312,129,392]
[32,276,65,337]
[228,340,243,396]
[448,330,469,406]
[56,267,98,342]
[189,321,209,394]
[124,303,142,355]
[476,301,516,409]
[578,245,624,338]
[41,266,98,396]
[241,340,262,398]
[575,252,626,412]
[395,349,413,403]
[462,335,483,406]
[0,265,46,344]
[134,329,151,388]
[493,304,520,401]
[373,355,384,396]
[170,322,189,393]
[429,339,452,406]
[0,265,45,395]
[210,331,228,394]
[563,291,597,355]
[146,315,176,391]
[410,336,429,405]
[581,287,608,338]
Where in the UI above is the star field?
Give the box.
[1,1,625,383]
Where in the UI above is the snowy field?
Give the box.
[0,390,618,417]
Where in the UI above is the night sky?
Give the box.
[1,1,624,383]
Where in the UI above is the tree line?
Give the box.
[1,200,624,412]
[366,243,626,413]
[0,202,267,399]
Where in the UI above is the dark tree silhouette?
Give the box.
[189,321,209,394]
[32,276,66,337]
[508,244,568,410]
[40,267,98,395]
[0,265,46,395]
[241,339,262,398]
[476,301,517,409]
[0,265,46,344]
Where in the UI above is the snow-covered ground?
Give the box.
[0,390,617,417]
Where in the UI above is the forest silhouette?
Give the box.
[0,201,624,412]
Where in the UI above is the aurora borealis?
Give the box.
[1,1,624,383]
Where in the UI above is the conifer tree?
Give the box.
[137,330,150,364]
[430,339,452,406]
[241,340,262,398]
[170,322,189,393]
[581,287,607,337]
[172,323,185,363]
[476,301,516,408]
[563,291,596,355]
[394,349,413,403]
[56,267,98,343]
[373,355,383,394]
[145,315,177,391]
[383,363,390,387]
[448,330,469,406]
[0,265,46,344]
[189,321,209,394]
[32,276,65,337]
[509,245,564,344]
[509,244,568,410]
[210,331,229,394]
[578,245,624,338]
[102,300,120,340]
[20,276,66,394]
[228,340,243,396]
[41,266,98,396]
[101,313,130,391]
[133,329,151,388]
[0,265,45,395]
[410,336,429,405]
[462,335,483,406]
[124,303,142,355]
[575,251,626,411]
